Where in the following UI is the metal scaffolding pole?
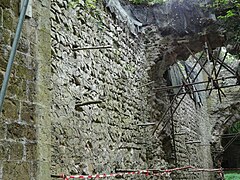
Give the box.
[152,52,204,135]
[0,0,29,112]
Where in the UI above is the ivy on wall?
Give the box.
[68,0,105,30]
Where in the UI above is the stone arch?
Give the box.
[211,102,240,168]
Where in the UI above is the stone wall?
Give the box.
[0,0,51,179]
[173,95,213,179]
[48,0,226,178]
[50,0,168,177]
[1,0,238,180]
[208,59,240,169]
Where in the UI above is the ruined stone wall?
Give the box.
[173,95,213,179]
[50,0,168,177]
[0,0,51,179]
[208,60,240,169]
[1,0,237,179]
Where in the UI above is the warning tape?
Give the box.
[52,166,193,179]
[51,166,240,179]
[65,170,150,180]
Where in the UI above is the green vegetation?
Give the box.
[229,121,240,133]
[68,0,97,9]
[224,172,240,180]
[129,0,166,4]
[213,0,240,45]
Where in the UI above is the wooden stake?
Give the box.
[73,45,112,51]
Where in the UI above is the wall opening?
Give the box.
[221,121,240,168]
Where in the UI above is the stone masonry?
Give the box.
[0,0,51,179]
[50,0,164,177]
[0,0,239,180]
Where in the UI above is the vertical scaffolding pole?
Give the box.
[170,103,177,166]
[0,0,29,112]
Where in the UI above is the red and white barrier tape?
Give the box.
[52,166,240,179]
[54,166,194,179]
[65,170,150,180]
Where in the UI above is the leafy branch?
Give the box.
[129,0,166,5]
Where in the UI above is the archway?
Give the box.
[221,121,240,168]
[211,102,240,176]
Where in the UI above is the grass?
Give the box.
[224,172,240,180]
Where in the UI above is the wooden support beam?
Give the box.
[216,58,236,75]
[152,53,204,135]
[158,93,187,136]
[137,122,156,126]
[185,141,201,144]
[172,84,239,96]
[185,44,212,78]
[154,76,236,91]
[177,40,189,44]
[138,81,155,88]
[76,100,102,106]
[73,45,112,51]
[216,50,228,77]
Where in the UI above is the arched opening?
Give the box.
[221,121,240,168]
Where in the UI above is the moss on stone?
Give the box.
[0,0,11,8]
[2,99,20,120]
[3,161,31,180]
[3,9,14,30]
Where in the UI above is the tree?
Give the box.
[213,0,240,54]
[129,0,166,4]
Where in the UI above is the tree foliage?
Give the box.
[213,0,240,47]
[229,121,240,133]
[129,0,166,5]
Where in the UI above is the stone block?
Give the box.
[15,51,28,66]
[0,123,5,139]
[26,142,37,160]
[0,45,9,64]
[8,142,24,160]
[0,42,10,55]
[0,0,11,8]
[2,99,20,120]
[7,123,36,140]
[0,71,3,85]
[7,123,25,139]
[0,141,23,160]
[21,102,36,123]
[27,82,36,102]
[16,37,30,53]
[0,142,7,160]
[0,29,11,45]
[10,0,20,15]
[3,9,14,30]
[7,81,28,101]
[15,64,35,81]
[0,8,3,27]
[3,161,30,180]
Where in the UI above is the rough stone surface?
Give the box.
[105,0,216,36]
[0,0,51,179]
[208,60,240,172]
[0,0,239,180]
[50,0,162,177]
[49,0,223,179]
